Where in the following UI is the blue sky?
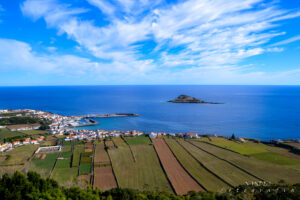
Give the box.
[0,0,300,85]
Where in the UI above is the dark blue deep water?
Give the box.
[0,85,299,140]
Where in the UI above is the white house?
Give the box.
[149,132,157,138]
[185,132,199,139]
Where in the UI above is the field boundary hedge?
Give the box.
[91,143,95,186]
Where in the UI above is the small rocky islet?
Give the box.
[168,95,222,104]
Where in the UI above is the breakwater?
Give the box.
[73,113,139,118]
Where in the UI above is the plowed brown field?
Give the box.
[94,143,110,165]
[152,138,203,195]
[94,167,117,190]
[93,142,117,190]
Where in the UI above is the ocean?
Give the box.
[0,85,299,140]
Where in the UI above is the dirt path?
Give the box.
[152,138,203,195]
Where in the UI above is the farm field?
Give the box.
[178,140,259,186]
[263,144,300,161]
[94,167,117,190]
[190,140,300,184]
[29,153,59,177]
[109,137,172,192]
[152,138,203,195]
[72,144,84,167]
[164,138,229,191]
[52,168,78,187]
[1,144,38,165]
[201,137,300,171]
[93,142,117,190]
[0,136,300,192]
[52,144,78,186]
[94,142,110,165]
[84,142,93,152]
[285,142,300,149]
[105,140,115,148]
[125,135,151,145]
[19,130,48,136]
[0,128,25,141]
[112,137,127,147]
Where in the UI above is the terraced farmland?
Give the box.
[112,137,127,147]
[152,138,203,194]
[178,140,259,186]
[164,138,229,191]
[52,145,78,186]
[1,135,300,193]
[203,137,300,172]
[29,153,59,177]
[94,142,110,165]
[2,144,38,165]
[72,144,84,167]
[190,140,300,184]
[93,142,117,190]
[125,135,151,145]
[109,137,172,192]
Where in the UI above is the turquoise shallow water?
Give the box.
[0,85,300,140]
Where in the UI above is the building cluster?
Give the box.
[0,136,44,152]
[64,129,144,141]
[62,128,208,141]
[0,108,81,132]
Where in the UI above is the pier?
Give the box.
[70,113,139,128]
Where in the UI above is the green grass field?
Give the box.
[109,138,172,192]
[30,153,59,177]
[56,151,72,168]
[52,168,78,186]
[178,140,258,186]
[52,144,78,186]
[203,137,300,171]
[112,137,127,147]
[72,144,84,167]
[165,138,229,191]
[190,140,300,184]
[125,135,151,145]
[1,144,38,165]
[201,137,267,155]
[79,163,91,175]
[19,130,48,136]
[0,128,25,141]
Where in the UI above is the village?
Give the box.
[0,108,214,152]
[1,108,299,153]
[1,109,300,195]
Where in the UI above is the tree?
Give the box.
[231,133,236,140]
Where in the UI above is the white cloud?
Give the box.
[0,38,97,75]
[271,35,300,46]
[86,0,115,16]
[19,0,300,84]
[46,46,57,52]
